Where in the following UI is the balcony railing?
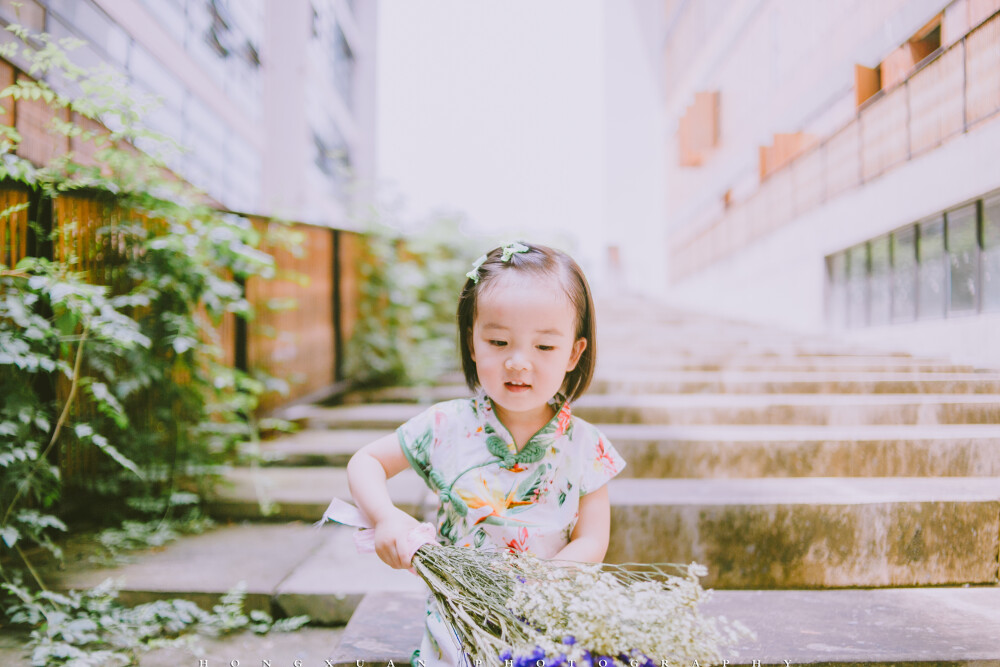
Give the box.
[671,9,1000,283]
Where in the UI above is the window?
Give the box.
[917,215,946,319]
[827,253,848,329]
[982,195,1000,312]
[869,235,891,326]
[847,244,869,328]
[946,204,979,315]
[313,124,351,197]
[331,23,354,107]
[827,189,1000,327]
[205,0,234,57]
[891,227,917,322]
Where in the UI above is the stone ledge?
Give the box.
[606,477,1000,588]
[330,587,1000,667]
[295,395,1000,429]
[205,467,430,522]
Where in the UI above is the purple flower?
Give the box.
[499,649,512,662]
[513,646,546,667]
[563,636,576,645]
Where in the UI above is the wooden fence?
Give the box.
[0,45,368,486]
[2,185,362,481]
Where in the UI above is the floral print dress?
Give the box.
[397,391,626,667]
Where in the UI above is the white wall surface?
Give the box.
[602,0,668,297]
[663,114,1000,366]
[374,0,609,278]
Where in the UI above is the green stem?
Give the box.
[1,323,89,529]
[15,543,46,591]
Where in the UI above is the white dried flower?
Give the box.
[407,544,753,667]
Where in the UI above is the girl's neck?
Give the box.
[492,401,556,451]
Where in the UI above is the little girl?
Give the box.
[346,241,626,666]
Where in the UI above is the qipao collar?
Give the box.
[472,390,571,469]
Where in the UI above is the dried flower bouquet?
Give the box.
[319,500,751,666]
[409,542,752,667]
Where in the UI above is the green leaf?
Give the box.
[90,434,145,480]
[171,336,196,354]
[1,526,19,547]
[514,465,547,503]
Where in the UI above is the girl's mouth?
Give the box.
[504,381,531,392]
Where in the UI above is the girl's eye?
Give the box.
[489,340,507,347]
[537,345,555,351]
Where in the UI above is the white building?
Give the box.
[0,0,376,226]
[656,0,1000,366]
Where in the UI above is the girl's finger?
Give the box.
[376,543,398,569]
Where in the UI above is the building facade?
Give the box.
[659,0,1000,366]
[0,0,376,226]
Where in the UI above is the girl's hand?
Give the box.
[372,507,423,569]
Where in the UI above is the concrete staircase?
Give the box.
[48,300,1000,665]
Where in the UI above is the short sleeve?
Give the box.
[396,405,441,486]
[578,427,627,495]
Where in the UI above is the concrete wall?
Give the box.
[0,0,375,225]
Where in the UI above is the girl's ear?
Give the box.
[566,337,587,372]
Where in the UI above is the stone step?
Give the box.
[204,466,430,522]
[605,476,1000,588]
[340,373,1000,404]
[592,370,1000,394]
[244,429,390,467]
[601,423,1000,477]
[48,523,424,625]
[332,587,1000,667]
[595,341,919,356]
[576,393,1000,425]
[597,356,981,373]
[288,394,1000,429]
[340,385,469,405]
[239,424,1000,478]
[47,517,1000,662]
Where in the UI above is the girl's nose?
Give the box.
[505,353,529,370]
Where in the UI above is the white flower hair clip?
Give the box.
[501,241,530,262]
[466,254,488,283]
[466,242,530,284]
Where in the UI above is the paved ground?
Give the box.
[141,627,344,667]
[0,626,344,666]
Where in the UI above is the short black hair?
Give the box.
[457,242,596,402]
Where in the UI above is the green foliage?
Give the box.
[0,259,151,563]
[2,578,308,666]
[345,213,480,387]
[89,494,213,566]
[0,18,294,652]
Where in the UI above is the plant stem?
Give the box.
[15,543,46,591]
[2,323,89,529]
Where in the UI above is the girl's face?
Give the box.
[470,273,587,425]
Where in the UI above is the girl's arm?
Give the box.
[346,432,423,569]
[551,484,611,563]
